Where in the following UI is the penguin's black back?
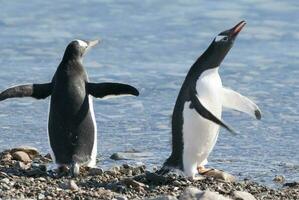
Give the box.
[48,60,95,164]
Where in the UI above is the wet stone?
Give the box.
[273,175,285,183]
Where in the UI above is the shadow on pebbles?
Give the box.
[0,147,298,200]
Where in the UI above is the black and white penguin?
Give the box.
[0,39,139,176]
[162,21,261,179]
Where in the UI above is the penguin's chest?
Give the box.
[182,68,223,153]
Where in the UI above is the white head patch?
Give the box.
[215,35,228,42]
[76,39,88,47]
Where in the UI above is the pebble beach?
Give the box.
[0,147,298,200]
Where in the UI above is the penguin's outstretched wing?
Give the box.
[222,87,261,120]
[0,83,52,101]
[189,89,236,135]
[87,82,139,98]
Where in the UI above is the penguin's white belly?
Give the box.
[182,68,223,177]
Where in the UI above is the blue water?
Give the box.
[0,1,298,186]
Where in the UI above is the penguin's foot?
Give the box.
[197,166,213,175]
[70,163,80,177]
[156,166,170,175]
[58,165,69,174]
[47,164,69,178]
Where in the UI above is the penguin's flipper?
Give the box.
[222,87,261,120]
[0,83,52,101]
[189,90,236,135]
[87,82,139,98]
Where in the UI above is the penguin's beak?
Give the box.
[230,21,246,38]
[87,40,100,48]
[83,40,100,55]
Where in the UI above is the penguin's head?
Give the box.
[62,39,99,61]
[214,20,246,44]
[202,21,246,68]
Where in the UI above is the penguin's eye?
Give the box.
[215,35,228,42]
[222,36,228,41]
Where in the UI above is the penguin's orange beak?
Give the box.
[231,21,246,37]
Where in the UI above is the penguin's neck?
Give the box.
[59,58,85,73]
[187,42,229,79]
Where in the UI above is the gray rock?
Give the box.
[113,195,128,200]
[12,151,31,163]
[122,178,146,188]
[147,195,178,200]
[60,180,79,191]
[179,187,203,200]
[179,187,231,200]
[203,169,236,182]
[233,191,256,200]
[89,167,104,176]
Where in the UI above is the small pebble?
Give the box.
[1,178,10,184]
[68,180,79,191]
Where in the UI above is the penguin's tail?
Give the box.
[70,155,83,177]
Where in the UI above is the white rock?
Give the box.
[179,187,231,200]
[0,178,10,184]
[233,191,256,200]
[200,190,232,200]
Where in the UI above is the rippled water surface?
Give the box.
[0,0,298,186]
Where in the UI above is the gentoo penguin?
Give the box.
[0,39,139,176]
[161,21,261,179]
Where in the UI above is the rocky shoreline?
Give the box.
[0,147,298,200]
